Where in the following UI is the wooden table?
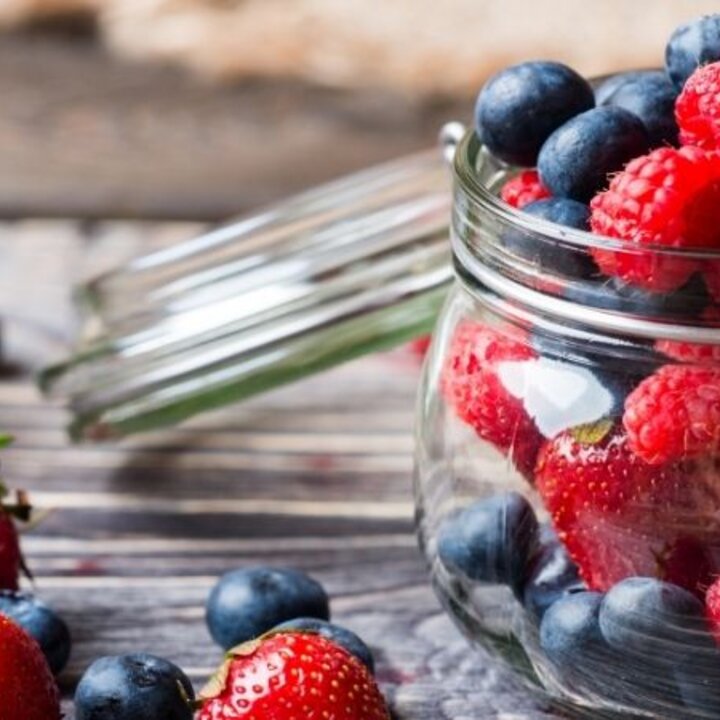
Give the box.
[0,29,560,719]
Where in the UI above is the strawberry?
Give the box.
[0,614,61,720]
[535,423,720,597]
[197,631,390,720]
[0,486,31,591]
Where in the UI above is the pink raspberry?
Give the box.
[500,170,552,209]
[623,365,720,464]
[590,146,720,291]
[440,322,542,479]
[676,61,720,150]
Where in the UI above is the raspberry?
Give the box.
[500,170,551,209]
[440,321,542,479]
[624,365,720,464]
[676,61,720,150]
[706,577,720,644]
[590,146,720,291]
[655,307,720,364]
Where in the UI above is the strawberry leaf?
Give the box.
[569,418,614,445]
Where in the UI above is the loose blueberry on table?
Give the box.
[0,590,71,676]
[205,565,331,649]
[434,11,720,719]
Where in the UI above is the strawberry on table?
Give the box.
[0,614,61,720]
[440,321,542,479]
[197,631,390,720]
[0,485,31,591]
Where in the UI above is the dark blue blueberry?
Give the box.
[666,14,720,90]
[74,654,194,720]
[522,527,584,622]
[503,198,596,280]
[594,71,651,106]
[540,592,608,668]
[599,577,714,663]
[542,591,684,713]
[564,273,711,318]
[475,61,594,166]
[538,107,650,202]
[272,617,375,673]
[206,566,330,650]
[0,591,71,675]
[600,70,679,147]
[437,492,539,595]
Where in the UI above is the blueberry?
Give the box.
[522,527,584,622]
[0,591,71,675]
[600,70,679,147]
[594,71,650,106]
[502,198,596,280]
[599,577,714,662]
[666,14,720,90]
[437,492,539,595]
[540,592,609,668]
[475,61,594,166]
[206,566,330,650]
[272,617,375,673]
[538,107,650,202]
[542,591,684,713]
[75,654,194,720]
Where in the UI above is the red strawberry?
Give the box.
[440,321,542,479]
[535,424,720,596]
[623,365,720,465]
[0,489,31,591]
[0,614,61,720]
[197,632,390,720]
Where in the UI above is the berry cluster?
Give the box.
[80,568,387,719]
[437,13,720,717]
[0,475,385,719]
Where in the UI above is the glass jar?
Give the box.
[415,131,720,719]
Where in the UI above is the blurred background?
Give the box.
[0,0,715,369]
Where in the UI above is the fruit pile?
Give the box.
[1,522,388,720]
[437,13,720,716]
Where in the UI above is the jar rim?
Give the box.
[453,130,720,260]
